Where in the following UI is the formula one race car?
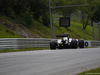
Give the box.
[50,33,84,50]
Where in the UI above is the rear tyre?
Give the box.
[50,41,56,50]
[79,39,84,48]
[70,39,77,48]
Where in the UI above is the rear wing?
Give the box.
[56,34,69,38]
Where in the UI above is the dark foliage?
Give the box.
[0,0,49,27]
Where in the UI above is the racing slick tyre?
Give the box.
[50,41,56,50]
[70,39,77,48]
[79,39,84,48]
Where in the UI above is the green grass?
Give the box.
[0,16,99,40]
[0,23,22,38]
[76,67,100,75]
[0,47,50,53]
[32,20,98,40]
[0,47,96,53]
[31,20,51,38]
[33,19,98,40]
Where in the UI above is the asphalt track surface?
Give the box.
[0,48,100,75]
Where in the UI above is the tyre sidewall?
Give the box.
[50,41,56,50]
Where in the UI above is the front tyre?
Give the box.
[50,41,56,50]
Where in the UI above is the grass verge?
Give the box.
[0,47,50,53]
[0,23,22,38]
[0,47,96,53]
[0,16,99,40]
[76,67,100,75]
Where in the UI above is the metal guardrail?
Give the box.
[0,38,100,50]
[0,38,51,50]
[91,41,100,46]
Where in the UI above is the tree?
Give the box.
[42,12,50,26]
[78,0,99,29]
[91,0,100,22]
[0,0,49,27]
[92,6,100,22]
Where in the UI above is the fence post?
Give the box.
[98,22,100,41]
